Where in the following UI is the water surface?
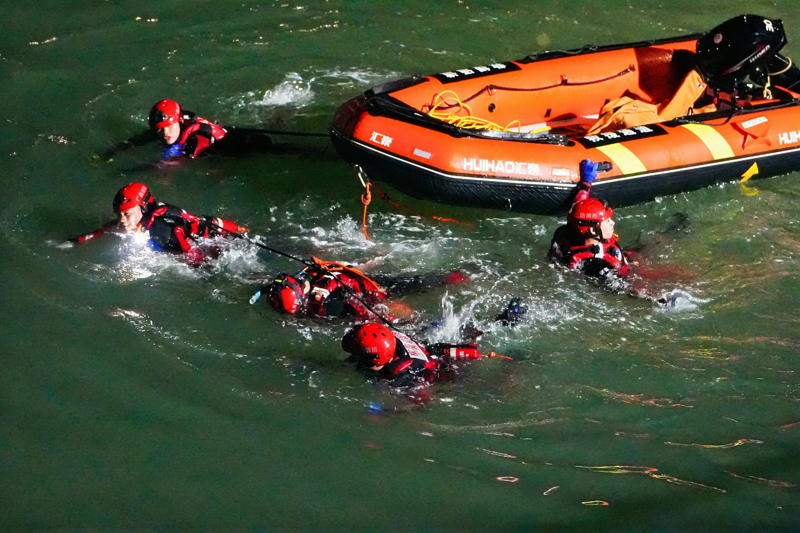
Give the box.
[2,1,799,531]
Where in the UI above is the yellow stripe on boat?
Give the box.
[595,144,647,174]
[680,123,735,160]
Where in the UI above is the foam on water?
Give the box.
[228,68,402,114]
[256,72,317,108]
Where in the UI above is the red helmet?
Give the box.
[568,198,613,235]
[341,323,397,366]
[267,274,307,315]
[113,182,153,213]
[149,99,181,130]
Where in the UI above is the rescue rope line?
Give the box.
[360,183,463,238]
[211,222,403,332]
[373,187,462,224]
[356,165,462,241]
[361,182,372,241]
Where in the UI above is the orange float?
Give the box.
[331,15,800,214]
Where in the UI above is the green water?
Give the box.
[2,1,800,531]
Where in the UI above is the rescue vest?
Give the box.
[564,236,629,276]
[303,257,387,317]
[138,203,234,253]
[178,117,227,158]
[382,332,437,380]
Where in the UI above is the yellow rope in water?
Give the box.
[426,90,540,133]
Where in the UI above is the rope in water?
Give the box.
[358,179,462,242]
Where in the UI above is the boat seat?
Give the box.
[636,48,697,104]
[539,49,701,138]
[587,49,709,135]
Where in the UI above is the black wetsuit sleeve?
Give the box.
[580,258,637,295]
[216,127,272,156]
[547,225,571,264]
[322,296,350,317]
[386,369,427,389]
[146,217,183,253]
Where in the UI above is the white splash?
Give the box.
[235,68,402,111]
[257,72,316,107]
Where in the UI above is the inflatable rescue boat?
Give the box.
[331,15,800,214]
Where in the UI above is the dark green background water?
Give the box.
[2,1,800,531]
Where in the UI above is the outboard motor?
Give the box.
[695,15,788,94]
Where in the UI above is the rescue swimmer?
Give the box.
[548,159,680,304]
[259,260,472,323]
[341,322,509,395]
[70,182,248,265]
[548,160,631,291]
[101,99,272,163]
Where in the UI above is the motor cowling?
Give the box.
[695,15,787,92]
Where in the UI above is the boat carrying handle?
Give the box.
[597,161,613,172]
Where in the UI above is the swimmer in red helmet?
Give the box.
[548,160,631,289]
[100,99,271,163]
[148,99,229,160]
[341,322,508,394]
[258,258,472,324]
[548,160,685,304]
[69,182,248,265]
[265,263,394,322]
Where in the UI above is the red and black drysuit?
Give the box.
[167,113,271,158]
[547,178,637,295]
[293,259,391,320]
[102,111,270,161]
[137,202,241,264]
[348,330,482,390]
[168,113,228,159]
[548,224,636,294]
[286,260,472,321]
